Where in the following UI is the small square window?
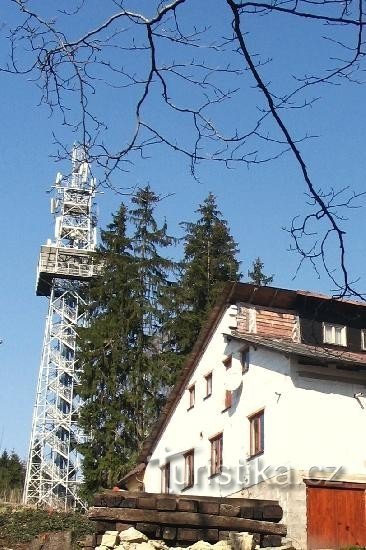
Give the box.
[249,410,264,458]
[161,462,170,493]
[204,372,212,398]
[210,433,223,476]
[184,450,194,489]
[323,323,347,346]
[187,384,195,410]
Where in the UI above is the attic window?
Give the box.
[323,323,347,347]
[187,384,195,410]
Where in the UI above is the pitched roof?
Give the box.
[229,331,366,368]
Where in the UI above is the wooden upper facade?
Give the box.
[234,284,366,357]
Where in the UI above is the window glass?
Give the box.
[184,451,194,488]
[204,372,212,398]
[249,410,264,457]
[188,385,195,409]
[210,433,223,476]
[323,323,346,346]
[161,463,170,493]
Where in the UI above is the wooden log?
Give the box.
[198,501,219,515]
[121,498,138,508]
[262,505,283,522]
[177,528,218,542]
[177,499,198,512]
[157,498,177,511]
[105,493,124,507]
[260,534,282,547]
[219,504,240,517]
[88,507,287,536]
[162,527,177,540]
[138,496,157,509]
[94,490,279,509]
[240,507,254,519]
[253,509,263,520]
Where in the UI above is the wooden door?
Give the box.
[307,484,366,549]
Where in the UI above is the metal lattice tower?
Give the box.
[24,145,98,509]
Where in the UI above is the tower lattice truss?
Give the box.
[24,146,98,509]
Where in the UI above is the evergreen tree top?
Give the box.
[248,257,274,286]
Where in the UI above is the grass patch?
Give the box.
[0,504,94,548]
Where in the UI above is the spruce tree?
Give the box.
[77,187,176,498]
[126,185,178,440]
[173,193,241,356]
[77,204,137,497]
[248,257,274,286]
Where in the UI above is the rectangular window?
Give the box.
[204,372,212,398]
[210,433,223,476]
[224,390,233,410]
[361,330,366,350]
[241,348,249,373]
[187,384,195,410]
[223,356,232,410]
[161,462,170,493]
[249,410,264,458]
[323,323,347,346]
[184,450,194,489]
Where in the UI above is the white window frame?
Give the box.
[323,323,347,346]
[361,330,366,350]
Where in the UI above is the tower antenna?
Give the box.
[23,144,98,509]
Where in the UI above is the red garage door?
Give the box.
[306,481,366,549]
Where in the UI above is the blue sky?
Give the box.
[1,0,366,458]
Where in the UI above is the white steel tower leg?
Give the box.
[24,146,97,509]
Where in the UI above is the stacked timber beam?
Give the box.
[89,491,286,547]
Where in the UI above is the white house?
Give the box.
[124,283,366,550]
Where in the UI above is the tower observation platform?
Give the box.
[36,245,98,296]
[24,145,98,510]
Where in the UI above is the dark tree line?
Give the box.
[1,1,365,296]
[0,450,25,502]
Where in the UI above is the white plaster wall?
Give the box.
[144,306,299,495]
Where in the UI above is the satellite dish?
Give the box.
[224,363,242,391]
